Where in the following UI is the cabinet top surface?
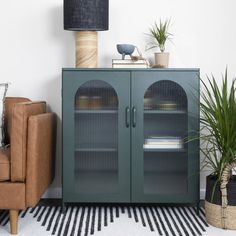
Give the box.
[62,68,200,72]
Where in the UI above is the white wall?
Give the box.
[0,0,236,199]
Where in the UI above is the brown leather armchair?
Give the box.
[0,97,55,234]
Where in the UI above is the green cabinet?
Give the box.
[62,68,199,205]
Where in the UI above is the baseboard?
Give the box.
[42,187,206,200]
[42,187,62,199]
[200,188,205,200]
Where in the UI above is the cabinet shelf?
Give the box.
[75,109,117,114]
[143,148,186,152]
[75,147,117,152]
[75,143,117,152]
[144,110,186,114]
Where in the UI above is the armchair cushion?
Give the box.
[11,101,46,182]
[0,148,10,181]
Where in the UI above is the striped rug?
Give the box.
[0,206,208,236]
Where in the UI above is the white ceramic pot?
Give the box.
[154,52,169,68]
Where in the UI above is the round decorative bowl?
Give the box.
[116,44,135,60]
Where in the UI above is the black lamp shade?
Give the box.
[64,0,109,31]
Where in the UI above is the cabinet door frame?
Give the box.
[131,70,200,203]
[62,70,131,203]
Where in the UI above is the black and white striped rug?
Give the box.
[0,206,208,236]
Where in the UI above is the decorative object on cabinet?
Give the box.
[130,46,146,61]
[90,96,103,109]
[0,83,8,147]
[114,45,150,68]
[200,70,236,229]
[147,19,172,68]
[116,44,135,60]
[64,0,109,68]
[75,96,90,109]
[62,68,200,208]
[112,59,149,68]
[158,100,177,110]
[0,97,55,234]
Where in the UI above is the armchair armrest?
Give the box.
[25,113,56,206]
[11,101,46,182]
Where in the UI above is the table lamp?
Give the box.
[64,0,109,68]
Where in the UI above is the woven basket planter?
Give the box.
[205,162,236,229]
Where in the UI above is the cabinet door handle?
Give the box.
[132,107,137,127]
[125,107,130,127]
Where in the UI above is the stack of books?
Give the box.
[143,136,183,149]
[112,59,149,68]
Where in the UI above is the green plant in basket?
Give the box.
[201,69,236,229]
[200,69,236,181]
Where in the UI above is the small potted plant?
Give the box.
[200,70,236,229]
[147,19,172,68]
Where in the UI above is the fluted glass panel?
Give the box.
[143,80,188,194]
[74,80,118,193]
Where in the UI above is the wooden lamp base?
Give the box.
[76,31,98,68]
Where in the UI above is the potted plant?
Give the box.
[147,19,172,68]
[200,70,236,229]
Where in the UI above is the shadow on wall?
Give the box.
[50,5,74,67]
[43,5,74,198]
[44,76,62,198]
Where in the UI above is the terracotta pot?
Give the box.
[154,52,169,68]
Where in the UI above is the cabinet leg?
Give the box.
[9,210,18,235]
[196,202,200,216]
[61,202,66,214]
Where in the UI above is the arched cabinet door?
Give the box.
[131,70,199,203]
[63,70,131,203]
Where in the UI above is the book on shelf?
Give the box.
[144,136,183,149]
[145,136,182,143]
[143,144,183,149]
[147,136,182,140]
[145,141,181,145]
[112,59,149,68]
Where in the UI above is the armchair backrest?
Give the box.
[5,97,47,182]
[4,97,30,144]
[10,101,46,182]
